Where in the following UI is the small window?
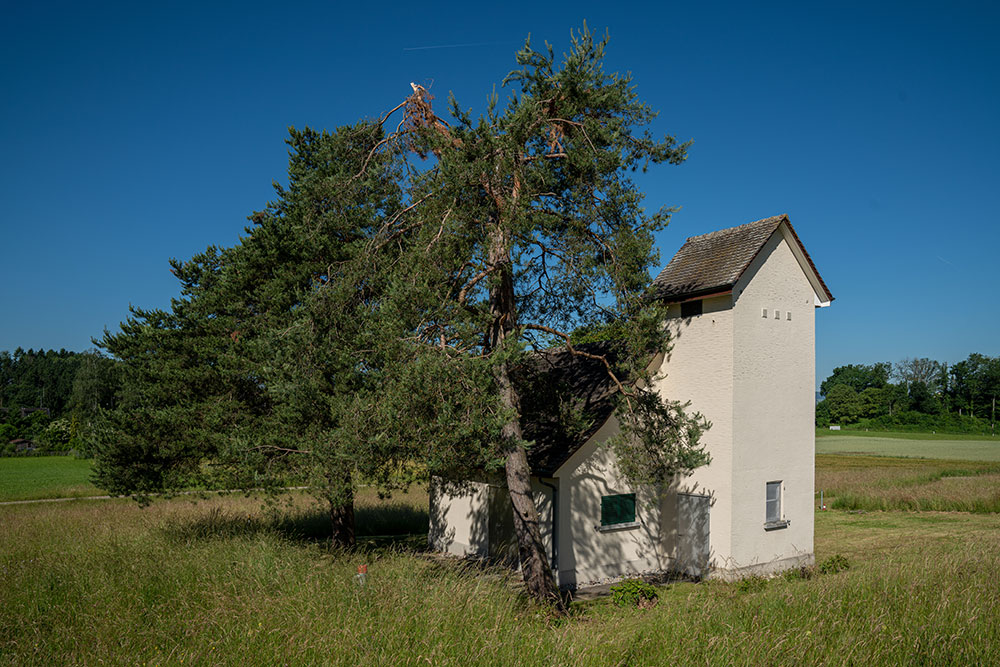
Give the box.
[601,493,636,527]
[786,311,792,321]
[765,481,788,529]
[681,300,703,318]
[762,308,768,318]
[774,310,781,319]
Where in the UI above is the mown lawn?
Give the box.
[2,487,999,665]
[816,433,1000,461]
[0,456,99,502]
[817,428,998,441]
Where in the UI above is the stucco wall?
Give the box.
[728,231,816,573]
[553,416,669,588]
[428,476,554,567]
[429,477,492,557]
[654,294,736,568]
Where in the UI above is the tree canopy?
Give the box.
[817,353,1000,433]
[91,26,711,611]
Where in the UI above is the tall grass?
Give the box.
[2,490,999,664]
[817,454,1000,513]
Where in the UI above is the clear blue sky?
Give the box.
[2,1,997,387]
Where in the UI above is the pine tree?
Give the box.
[361,25,709,609]
[93,122,409,543]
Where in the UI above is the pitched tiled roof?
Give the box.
[517,342,623,476]
[651,214,833,303]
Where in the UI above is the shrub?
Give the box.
[850,412,992,436]
[735,575,768,593]
[818,554,850,575]
[781,566,815,581]
[610,578,659,608]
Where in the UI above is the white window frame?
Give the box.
[764,481,789,530]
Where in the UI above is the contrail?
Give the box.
[403,40,507,52]
[936,255,954,266]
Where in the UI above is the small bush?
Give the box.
[818,554,851,575]
[781,566,815,581]
[610,578,659,608]
[735,575,768,593]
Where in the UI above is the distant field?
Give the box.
[817,434,1000,461]
[817,428,998,442]
[0,456,99,502]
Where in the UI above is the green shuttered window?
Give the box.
[601,493,637,526]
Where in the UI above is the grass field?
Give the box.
[0,456,100,502]
[2,439,999,663]
[816,433,1000,461]
[1,490,999,665]
[817,428,999,441]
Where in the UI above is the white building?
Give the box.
[429,214,833,587]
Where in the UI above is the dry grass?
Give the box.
[816,453,1000,512]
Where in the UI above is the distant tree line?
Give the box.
[816,354,1000,435]
[0,348,120,455]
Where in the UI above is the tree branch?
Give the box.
[521,323,634,411]
[248,445,313,455]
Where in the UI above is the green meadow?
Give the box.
[0,456,100,502]
[816,430,1000,461]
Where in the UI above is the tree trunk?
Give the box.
[487,225,565,611]
[498,363,564,610]
[328,478,355,548]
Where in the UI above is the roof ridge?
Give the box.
[684,214,787,244]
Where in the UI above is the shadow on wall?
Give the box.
[561,451,719,588]
[554,454,679,589]
[428,478,461,554]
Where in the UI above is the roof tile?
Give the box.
[651,215,786,301]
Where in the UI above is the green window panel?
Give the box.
[601,493,637,526]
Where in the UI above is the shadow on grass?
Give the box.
[161,502,430,552]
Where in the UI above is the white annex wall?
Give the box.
[553,416,668,588]
[428,476,554,567]
[428,477,491,557]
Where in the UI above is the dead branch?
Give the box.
[550,117,597,154]
[248,445,313,455]
[378,99,409,126]
[425,206,453,252]
[404,83,461,156]
[369,193,436,248]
